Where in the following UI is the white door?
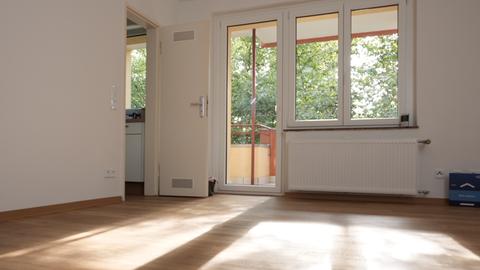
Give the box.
[159,22,210,197]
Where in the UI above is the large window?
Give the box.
[212,0,413,191]
[126,38,147,109]
[288,0,410,127]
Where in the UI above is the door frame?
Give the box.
[210,9,285,194]
[125,6,160,196]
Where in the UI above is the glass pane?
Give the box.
[227,21,277,186]
[351,6,399,120]
[296,13,339,121]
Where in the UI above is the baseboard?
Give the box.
[285,192,448,205]
[0,196,123,222]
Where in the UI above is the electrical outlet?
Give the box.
[434,169,447,179]
[104,169,116,179]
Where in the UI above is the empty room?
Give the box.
[1,0,480,269]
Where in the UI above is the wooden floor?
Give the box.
[0,195,479,270]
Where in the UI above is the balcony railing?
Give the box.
[229,124,276,184]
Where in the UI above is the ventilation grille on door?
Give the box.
[172,178,193,189]
[173,31,195,42]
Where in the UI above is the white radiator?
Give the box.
[287,139,418,195]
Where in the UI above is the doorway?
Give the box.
[125,19,147,196]
[124,7,159,197]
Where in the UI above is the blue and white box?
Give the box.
[449,172,480,207]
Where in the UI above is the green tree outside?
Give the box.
[229,33,398,144]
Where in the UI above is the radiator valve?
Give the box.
[417,190,430,196]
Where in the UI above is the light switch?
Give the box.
[111,85,118,110]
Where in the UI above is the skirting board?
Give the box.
[0,196,122,222]
[285,192,448,205]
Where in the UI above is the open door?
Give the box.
[159,22,210,197]
[126,7,160,197]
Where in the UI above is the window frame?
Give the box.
[344,0,407,126]
[211,9,285,194]
[287,1,345,127]
[210,0,415,192]
[286,0,413,129]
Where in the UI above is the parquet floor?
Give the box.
[0,195,479,270]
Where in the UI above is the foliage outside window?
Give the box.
[296,14,339,121]
[293,4,401,126]
[219,0,410,132]
[350,7,399,120]
[230,35,277,144]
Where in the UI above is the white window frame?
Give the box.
[287,1,345,127]
[210,0,415,193]
[344,0,407,126]
[286,0,414,128]
[211,9,285,194]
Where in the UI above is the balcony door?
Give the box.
[213,12,283,194]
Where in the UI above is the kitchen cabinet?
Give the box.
[126,122,144,182]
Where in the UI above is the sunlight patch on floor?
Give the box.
[200,221,343,270]
[0,227,112,259]
[200,221,480,270]
[352,226,480,270]
[1,197,270,270]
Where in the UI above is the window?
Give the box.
[296,13,340,122]
[211,0,413,190]
[126,37,147,109]
[348,5,400,124]
[288,0,411,128]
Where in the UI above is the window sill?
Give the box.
[283,126,419,132]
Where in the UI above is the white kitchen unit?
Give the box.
[125,122,144,182]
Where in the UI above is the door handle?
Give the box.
[190,96,207,118]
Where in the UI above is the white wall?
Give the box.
[0,0,175,212]
[413,0,480,197]
[171,0,480,198]
[0,0,129,212]
[1,0,478,212]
